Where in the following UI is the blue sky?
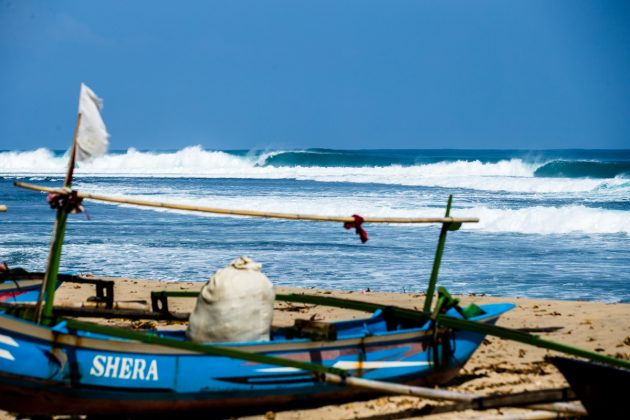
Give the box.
[1,0,628,150]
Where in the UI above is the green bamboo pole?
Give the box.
[151,290,630,369]
[65,318,347,375]
[434,315,630,370]
[33,113,81,324]
[277,293,630,370]
[34,207,70,324]
[423,195,454,312]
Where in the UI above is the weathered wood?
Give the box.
[472,410,580,420]
[0,279,42,291]
[425,388,584,415]
[516,326,564,333]
[0,272,116,309]
[323,373,475,402]
[14,182,479,225]
[291,319,337,341]
[0,302,189,321]
[324,375,586,415]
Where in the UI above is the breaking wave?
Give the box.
[534,160,630,179]
[1,147,629,194]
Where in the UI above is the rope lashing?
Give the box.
[344,214,368,243]
[47,190,86,215]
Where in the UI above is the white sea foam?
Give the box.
[0,148,69,172]
[2,147,624,194]
[468,205,630,235]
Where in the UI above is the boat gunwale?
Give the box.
[0,306,507,355]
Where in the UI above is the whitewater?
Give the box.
[1,147,628,302]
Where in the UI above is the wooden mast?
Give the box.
[423,195,458,312]
[33,113,82,324]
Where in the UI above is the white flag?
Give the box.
[76,83,109,162]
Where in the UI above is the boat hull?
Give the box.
[0,370,460,416]
[0,279,45,303]
[550,356,630,418]
[0,303,514,415]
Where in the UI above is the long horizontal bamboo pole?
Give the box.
[0,205,7,212]
[14,182,478,224]
[149,291,630,370]
[275,293,630,370]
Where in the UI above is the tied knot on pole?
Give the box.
[47,190,87,217]
[344,214,368,243]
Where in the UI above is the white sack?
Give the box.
[187,256,275,343]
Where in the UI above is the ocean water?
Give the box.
[1,148,628,302]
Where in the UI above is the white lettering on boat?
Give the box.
[89,355,158,381]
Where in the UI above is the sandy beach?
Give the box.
[0,277,619,419]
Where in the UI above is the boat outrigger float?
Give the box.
[0,85,627,417]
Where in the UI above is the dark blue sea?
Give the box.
[1,148,628,302]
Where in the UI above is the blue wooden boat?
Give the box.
[0,279,44,303]
[0,272,65,303]
[0,294,513,415]
[0,271,105,304]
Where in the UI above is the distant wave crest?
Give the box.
[258,149,411,167]
[0,146,535,176]
[1,147,628,194]
[534,160,630,179]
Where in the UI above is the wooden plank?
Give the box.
[0,302,188,321]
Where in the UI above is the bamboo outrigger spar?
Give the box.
[14,179,476,327]
[14,181,478,225]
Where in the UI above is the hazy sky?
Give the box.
[1,0,628,150]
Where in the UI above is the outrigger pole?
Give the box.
[13,182,478,225]
[149,290,630,370]
[423,195,460,312]
[275,293,630,370]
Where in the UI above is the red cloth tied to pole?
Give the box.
[344,214,368,243]
[47,191,86,216]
